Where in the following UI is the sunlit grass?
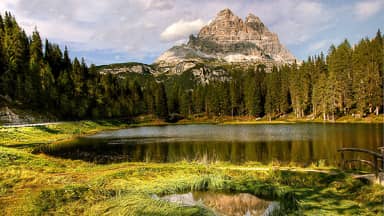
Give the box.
[1,146,383,215]
[0,120,129,148]
[1,120,383,215]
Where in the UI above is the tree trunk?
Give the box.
[375,106,379,115]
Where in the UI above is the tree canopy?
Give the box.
[0,12,382,121]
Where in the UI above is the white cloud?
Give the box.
[249,0,333,45]
[160,19,205,42]
[0,0,17,11]
[20,17,92,43]
[144,0,175,11]
[354,0,383,20]
[295,1,323,19]
[308,40,330,53]
[0,0,380,64]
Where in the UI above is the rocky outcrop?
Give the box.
[156,8,296,67]
[0,106,21,124]
[97,9,296,83]
[0,95,58,125]
[98,63,156,75]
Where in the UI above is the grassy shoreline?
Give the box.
[2,115,382,148]
[1,119,383,215]
[1,147,383,215]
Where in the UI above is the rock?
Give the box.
[98,8,297,83]
[98,63,156,75]
[0,106,21,124]
[155,8,297,66]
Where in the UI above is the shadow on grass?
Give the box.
[293,171,378,215]
[1,142,46,150]
[93,119,128,126]
[298,188,362,214]
[35,126,60,134]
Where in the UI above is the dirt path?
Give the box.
[2,122,63,128]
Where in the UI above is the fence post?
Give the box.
[374,156,378,179]
[379,147,384,184]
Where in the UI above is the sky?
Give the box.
[0,0,383,65]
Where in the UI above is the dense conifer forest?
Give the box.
[0,12,382,121]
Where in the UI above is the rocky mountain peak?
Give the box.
[198,8,243,41]
[155,8,297,67]
[245,13,267,33]
[217,8,236,18]
[245,13,261,23]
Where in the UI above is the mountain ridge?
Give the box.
[155,8,297,66]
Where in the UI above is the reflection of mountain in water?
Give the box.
[89,124,315,142]
[40,124,383,165]
[194,192,271,216]
[161,192,276,216]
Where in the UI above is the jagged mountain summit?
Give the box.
[97,8,298,78]
[156,8,297,66]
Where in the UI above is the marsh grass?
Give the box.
[1,121,383,215]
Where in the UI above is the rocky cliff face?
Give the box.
[97,9,297,81]
[98,63,155,75]
[156,8,296,66]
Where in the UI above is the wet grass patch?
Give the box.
[1,121,383,215]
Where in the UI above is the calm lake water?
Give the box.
[160,192,275,216]
[42,123,384,165]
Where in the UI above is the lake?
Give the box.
[41,123,384,165]
[160,191,276,215]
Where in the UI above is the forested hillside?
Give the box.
[0,12,382,121]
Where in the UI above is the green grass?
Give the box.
[0,120,129,148]
[0,121,383,215]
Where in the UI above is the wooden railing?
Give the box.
[337,147,384,178]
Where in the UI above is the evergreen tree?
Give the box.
[180,90,192,117]
[289,62,310,118]
[311,55,328,119]
[328,40,353,114]
[0,12,382,121]
[229,79,240,117]
[155,83,168,118]
[44,39,63,79]
[370,30,384,114]
[0,14,5,94]
[27,29,43,104]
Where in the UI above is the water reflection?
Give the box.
[160,192,274,216]
[41,123,384,165]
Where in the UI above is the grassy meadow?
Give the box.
[0,120,383,215]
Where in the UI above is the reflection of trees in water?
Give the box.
[42,124,383,166]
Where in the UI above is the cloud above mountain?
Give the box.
[0,0,382,65]
[354,0,384,20]
[160,19,205,42]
